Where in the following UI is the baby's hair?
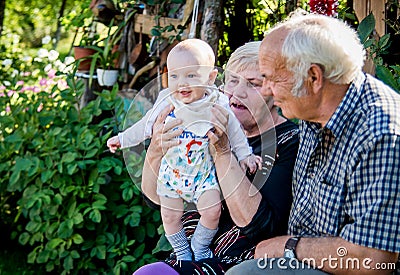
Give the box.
[169,38,215,66]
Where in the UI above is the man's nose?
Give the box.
[261,81,273,97]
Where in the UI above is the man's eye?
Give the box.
[188,74,196,78]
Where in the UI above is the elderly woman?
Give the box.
[134,41,299,274]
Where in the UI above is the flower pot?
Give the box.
[97,68,119,86]
[73,47,96,71]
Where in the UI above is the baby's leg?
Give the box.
[191,189,221,261]
[160,197,192,260]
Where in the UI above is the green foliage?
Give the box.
[357,13,400,92]
[0,33,161,273]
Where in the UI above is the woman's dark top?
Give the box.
[146,120,299,274]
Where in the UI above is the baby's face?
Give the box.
[167,51,214,104]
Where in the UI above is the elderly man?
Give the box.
[227,12,400,274]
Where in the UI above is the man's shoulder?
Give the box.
[359,75,400,136]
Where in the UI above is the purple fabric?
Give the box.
[133,262,179,275]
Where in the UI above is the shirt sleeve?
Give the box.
[340,134,400,252]
[118,89,170,148]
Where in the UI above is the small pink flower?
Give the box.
[7,90,15,97]
[37,103,43,112]
[47,69,56,79]
[16,80,24,86]
[0,92,5,97]
[0,85,5,90]
[33,86,40,93]
[6,106,11,113]
[39,78,48,86]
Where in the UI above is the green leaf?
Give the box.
[72,234,84,244]
[122,255,136,262]
[150,28,161,37]
[27,250,37,264]
[14,157,32,172]
[152,234,172,254]
[146,223,156,238]
[19,232,31,245]
[96,245,106,259]
[378,33,391,50]
[67,163,78,175]
[62,152,76,163]
[47,238,64,249]
[357,13,375,43]
[376,65,400,91]
[58,220,73,238]
[71,250,80,259]
[54,193,63,205]
[72,213,83,224]
[67,201,77,218]
[41,170,56,182]
[133,243,145,258]
[89,209,102,223]
[37,249,50,263]
[8,170,21,190]
[63,255,74,271]
[26,220,41,233]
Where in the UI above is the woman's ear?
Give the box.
[307,64,324,93]
[208,68,218,85]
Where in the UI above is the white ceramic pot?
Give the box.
[97,68,119,86]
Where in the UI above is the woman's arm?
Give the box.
[141,105,183,205]
[207,105,262,227]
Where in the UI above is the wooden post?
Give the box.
[353,0,386,37]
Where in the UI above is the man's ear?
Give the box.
[208,68,218,85]
[307,64,324,93]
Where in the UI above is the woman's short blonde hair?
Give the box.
[225,41,261,75]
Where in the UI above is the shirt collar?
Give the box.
[324,71,366,137]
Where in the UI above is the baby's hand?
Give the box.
[239,154,262,174]
[107,135,121,153]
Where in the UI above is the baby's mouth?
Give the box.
[177,88,192,96]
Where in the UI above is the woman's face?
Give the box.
[223,68,274,135]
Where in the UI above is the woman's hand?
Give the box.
[207,104,232,159]
[142,105,183,205]
[147,105,183,157]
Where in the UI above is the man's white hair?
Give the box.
[270,12,365,96]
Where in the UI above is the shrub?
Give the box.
[0,37,161,274]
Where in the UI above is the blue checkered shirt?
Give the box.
[288,72,400,252]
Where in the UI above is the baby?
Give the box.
[107,39,261,261]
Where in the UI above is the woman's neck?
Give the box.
[245,110,287,138]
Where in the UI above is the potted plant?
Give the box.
[62,2,100,71]
[73,20,100,71]
[88,17,130,86]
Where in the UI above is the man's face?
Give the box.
[259,31,311,120]
[168,51,214,104]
